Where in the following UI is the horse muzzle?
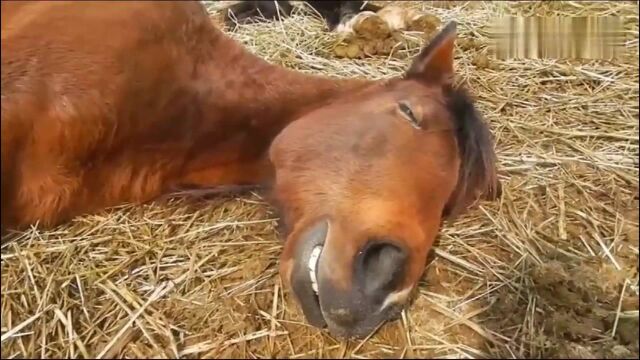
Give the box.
[287,218,412,339]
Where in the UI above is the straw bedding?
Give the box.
[1,1,638,358]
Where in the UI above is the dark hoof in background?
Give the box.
[223,1,294,27]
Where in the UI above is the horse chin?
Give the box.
[289,219,329,328]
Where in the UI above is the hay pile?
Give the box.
[2,1,638,358]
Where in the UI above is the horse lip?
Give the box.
[289,219,329,328]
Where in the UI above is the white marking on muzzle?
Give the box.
[380,286,413,311]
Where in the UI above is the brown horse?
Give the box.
[1,1,500,338]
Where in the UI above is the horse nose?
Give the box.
[358,241,407,301]
[315,240,409,338]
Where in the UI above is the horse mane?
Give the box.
[442,85,500,219]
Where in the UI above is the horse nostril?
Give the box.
[358,241,407,300]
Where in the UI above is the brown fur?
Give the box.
[1,1,366,229]
[1,1,499,337]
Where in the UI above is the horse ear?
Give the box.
[405,21,457,85]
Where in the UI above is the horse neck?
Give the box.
[196,32,372,135]
[174,32,373,189]
[258,69,372,128]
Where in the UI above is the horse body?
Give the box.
[1,1,500,339]
[1,0,365,229]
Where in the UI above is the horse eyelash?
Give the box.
[397,102,422,129]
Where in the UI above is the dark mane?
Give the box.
[443,85,500,218]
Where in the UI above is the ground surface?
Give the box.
[2,1,638,359]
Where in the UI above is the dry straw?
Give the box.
[2,1,638,358]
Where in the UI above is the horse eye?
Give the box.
[397,102,421,129]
